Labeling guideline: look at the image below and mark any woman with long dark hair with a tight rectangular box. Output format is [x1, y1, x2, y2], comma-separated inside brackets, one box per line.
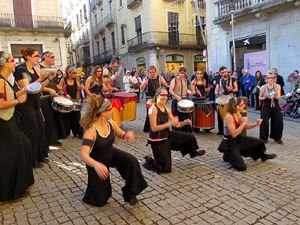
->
[253, 70, 265, 110]
[218, 97, 276, 171]
[0, 51, 34, 201]
[14, 48, 49, 168]
[191, 70, 209, 98]
[80, 94, 147, 206]
[143, 87, 206, 173]
[58, 66, 83, 138]
[85, 65, 109, 97]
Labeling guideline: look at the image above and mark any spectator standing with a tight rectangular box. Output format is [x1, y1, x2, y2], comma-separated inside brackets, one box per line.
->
[272, 68, 285, 96]
[242, 69, 255, 107]
[253, 70, 266, 110]
[287, 70, 300, 92]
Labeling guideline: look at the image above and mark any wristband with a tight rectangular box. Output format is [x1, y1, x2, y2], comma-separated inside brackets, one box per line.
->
[121, 132, 126, 139]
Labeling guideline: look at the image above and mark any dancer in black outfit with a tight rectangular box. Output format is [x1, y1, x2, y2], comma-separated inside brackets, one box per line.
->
[0, 51, 34, 202]
[218, 97, 276, 171]
[259, 71, 283, 144]
[58, 66, 83, 138]
[80, 94, 147, 206]
[84, 65, 109, 97]
[14, 48, 49, 168]
[143, 87, 206, 174]
[37, 51, 67, 146]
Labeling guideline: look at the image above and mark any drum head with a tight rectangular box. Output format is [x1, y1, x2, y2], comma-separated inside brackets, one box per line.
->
[215, 95, 232, 105]
[26, 82, 41, 94]
[178, 99, 194, 108]
[53, 96, 73, 106]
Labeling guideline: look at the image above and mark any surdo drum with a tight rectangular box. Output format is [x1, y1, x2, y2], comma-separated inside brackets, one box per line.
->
[177, 99, 194, 113]
[193, 101, 215, 129]
[51, 96, 74, 113]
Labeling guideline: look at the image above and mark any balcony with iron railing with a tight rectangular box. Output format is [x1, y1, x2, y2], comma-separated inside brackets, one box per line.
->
[90, 0, 96, 10]
[214, 0, 297, 24]
[79, 32, 89, 43]
[191, 0, 206, 8]
[127, 0, 142, 9]
[0, 13, 70, 34]
[93, 49, 115, 65]
[127, 31, 205, 53]
[92, 23, 105, 36]
[104, 13, 114, 27]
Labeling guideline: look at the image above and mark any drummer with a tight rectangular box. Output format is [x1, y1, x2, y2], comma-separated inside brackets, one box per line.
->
[58, 66, 83, 139]
[36, 51, 67, 147]
[215, 66, 238, 135]
[143, 87, 206, 174]
[191, 70, 210, 99]
[140, 65, 167, 132]
[169, 67, 192, 132]
[103, 58, 120, 98]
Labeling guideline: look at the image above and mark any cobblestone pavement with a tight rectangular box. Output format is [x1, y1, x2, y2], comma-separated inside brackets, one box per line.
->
[1, 99, 299, 225]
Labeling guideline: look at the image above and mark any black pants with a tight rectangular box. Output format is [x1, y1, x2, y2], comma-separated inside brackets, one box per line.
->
[83, 148, 148, 206]
[260, 106, 283, 141]
[220, 135, 266, 171]
[217, 108, 224, 134]
[144, 131, 199, 173]
[63, 111, 83, 137]
[171, 99, 192, 133]
[254, 93, 260, 110]
[143, 104, 150, 132]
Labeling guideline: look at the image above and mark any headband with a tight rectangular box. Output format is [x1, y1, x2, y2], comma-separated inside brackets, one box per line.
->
[98, 98, 111, 114]
[68, 66, 76, 73]
[41, 51, 54, 61]
[0, 52, 10, 67]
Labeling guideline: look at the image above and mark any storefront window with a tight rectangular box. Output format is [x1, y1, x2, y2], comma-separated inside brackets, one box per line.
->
[165, 54, 184, 75]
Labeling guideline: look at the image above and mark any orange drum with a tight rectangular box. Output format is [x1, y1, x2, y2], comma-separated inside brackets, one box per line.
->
[112, 92, 138, 121]
[193, 101, 215, 129]
[109, 99, 122, 126]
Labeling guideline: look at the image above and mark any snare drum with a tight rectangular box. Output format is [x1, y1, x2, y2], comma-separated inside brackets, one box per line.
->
[193, 101, 215, 129]
[177, 99, 194, 113]
[73, 101, 83, 111]
[52, 96, 74, 113]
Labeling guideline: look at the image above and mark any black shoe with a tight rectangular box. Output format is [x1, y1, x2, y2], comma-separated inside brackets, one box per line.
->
[191, 150, 206, 158]
[53, 141, 62, 146]
[223, 154, 228, 162]
[261, 153, 277, 162]
[129, 196, 138, 206]
[33, 162, 43, 168]
[276, 140, 283, 144]
[217, 131, 223, 135]
[41, 158, 49, 163]
[21, 191, 29, 198]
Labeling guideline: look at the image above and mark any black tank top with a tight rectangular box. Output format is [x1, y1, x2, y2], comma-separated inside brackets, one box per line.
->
[149, 105, 169, 142]
[195, 83, 205, 97]
[146, 76, 160, 97]
[89, 121, 115, 167]
[89, 80, 104, 97]
[65, 78, 77, 99]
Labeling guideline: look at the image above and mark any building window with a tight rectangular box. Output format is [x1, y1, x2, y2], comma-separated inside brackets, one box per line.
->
[135, 16, 142, 45]
[97, 41, 100, 55]
[76, 14, 79, 28]
[168, 12, 179, 45]
[80, 9, 83, 25]
[94, 14, 97, 27]
[120, 0, 122, 7]
[102, 38, 106, 53]
[121, 26, 125, 45]
[83, 4, 87, 21]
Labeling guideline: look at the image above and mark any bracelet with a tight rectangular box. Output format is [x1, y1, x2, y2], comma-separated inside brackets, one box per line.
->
[121, 132, 126, 139]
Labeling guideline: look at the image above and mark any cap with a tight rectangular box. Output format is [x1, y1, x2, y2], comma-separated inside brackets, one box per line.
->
[126, 70, 130, 73]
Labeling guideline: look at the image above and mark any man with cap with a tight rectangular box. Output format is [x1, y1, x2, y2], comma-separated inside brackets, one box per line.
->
[123, 70, 137, 92]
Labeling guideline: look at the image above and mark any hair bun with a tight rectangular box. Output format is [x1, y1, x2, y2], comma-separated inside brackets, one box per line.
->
[20, 49, 27, 56]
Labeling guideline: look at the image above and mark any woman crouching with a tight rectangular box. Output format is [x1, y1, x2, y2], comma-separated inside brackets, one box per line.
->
[143, 87, 206, 174]
[80, 94, 147, 206]
[218, 97, 276, 171]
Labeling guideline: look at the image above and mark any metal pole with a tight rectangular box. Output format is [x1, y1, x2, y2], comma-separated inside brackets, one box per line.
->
[231, 9, 237, 71]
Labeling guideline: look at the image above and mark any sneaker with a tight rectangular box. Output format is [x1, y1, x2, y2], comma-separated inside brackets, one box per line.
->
[276, 140, 283, 144]
[129, 196, 138, 206]
[191, 150, 206, 158]
[261, 153, 277, 162]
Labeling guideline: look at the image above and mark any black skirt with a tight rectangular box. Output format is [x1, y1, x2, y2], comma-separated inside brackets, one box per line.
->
[0, 115, 34, 202]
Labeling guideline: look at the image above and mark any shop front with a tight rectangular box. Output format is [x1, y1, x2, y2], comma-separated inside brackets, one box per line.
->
[137, 57, 146, 74]
[165, 54, 184, 75]
[193, 55, 206, 73]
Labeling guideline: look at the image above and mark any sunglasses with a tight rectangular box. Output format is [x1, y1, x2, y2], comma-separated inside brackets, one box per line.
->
[239, 103, 245, 107]
[71, 72, 77, 75]
[159, 94, 168, 97]
[97, 70, 102, 73]
[197, 72, 202, 75]
[9, 59, 15, 63]
[180, 71, 186, 74]
[149, 71, 156, 74]
[220, 71, 227, 75]
[49, 56, 55, 59]
[33, 55, 40, 59]
[267, 77, 275, 80]
[106, 107, 112, 112]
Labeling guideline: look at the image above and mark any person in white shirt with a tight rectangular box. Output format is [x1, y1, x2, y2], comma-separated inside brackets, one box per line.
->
[123, 70, 137, 92]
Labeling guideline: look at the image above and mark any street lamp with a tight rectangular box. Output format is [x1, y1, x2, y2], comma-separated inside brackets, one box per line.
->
[230, 0, 237, 71]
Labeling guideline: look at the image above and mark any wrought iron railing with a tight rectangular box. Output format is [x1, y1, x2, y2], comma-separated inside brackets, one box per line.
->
[104, 13, 114, 27]
[128, 31, 204, 51]
[127, 0, 142, 9]
[0, 13, 65, 29]
[92, 23, 105, 36]
[93, 49, 115, 64]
